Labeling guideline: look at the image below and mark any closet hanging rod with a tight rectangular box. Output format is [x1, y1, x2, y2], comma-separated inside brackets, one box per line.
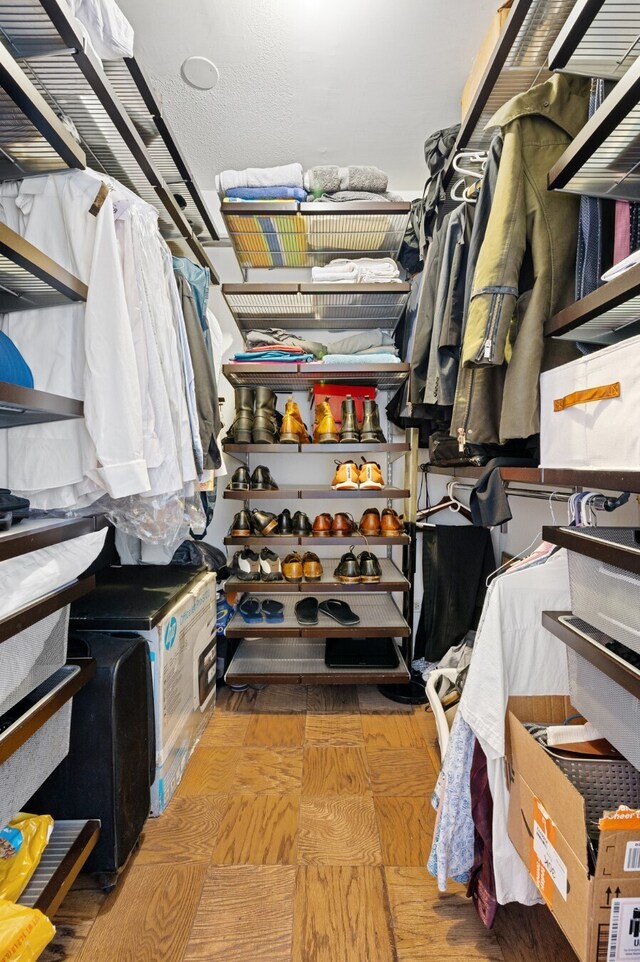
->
[447, 480, 629, 508]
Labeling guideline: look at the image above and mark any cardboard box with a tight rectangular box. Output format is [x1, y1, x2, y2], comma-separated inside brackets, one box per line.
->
[461, 2, 513, 121]
[506, 695, 640, 962]
[143, 570, 217, 814]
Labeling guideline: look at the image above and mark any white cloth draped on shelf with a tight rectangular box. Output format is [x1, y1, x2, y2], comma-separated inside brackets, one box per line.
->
[429, 548, 571, 907]
[311, 257, 401, 283]
[63, 0, 134, 60]
[216, 163, 303, 193]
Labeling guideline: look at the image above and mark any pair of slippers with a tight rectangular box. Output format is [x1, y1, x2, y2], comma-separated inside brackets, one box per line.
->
[238, 598, 284, 624]
[295, 598, 360, 627]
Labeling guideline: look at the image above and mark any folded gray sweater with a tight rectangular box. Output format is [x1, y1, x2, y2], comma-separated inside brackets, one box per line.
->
[304, 165, 389, 196]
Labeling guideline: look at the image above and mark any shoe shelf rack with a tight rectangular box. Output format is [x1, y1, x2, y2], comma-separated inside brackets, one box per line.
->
[221, 201, 411, 274]
[0, 222, 88, 313]
[222, 362, 410, 392]
[226, 637, 409, 686]
[226, 593, 410, 639]
[224, 441, 410, 459]
[1, 664, 100, 917]
[548, 47, 640, 200]
[224, 486, 410, 501]
[226, 557, 410, 595]
[225, 533, 411, 547]
[222, 283, 411, 332]
[0, 0, 220, 277]
[442, 0, 576, 189]
[548, 0, 640, 81]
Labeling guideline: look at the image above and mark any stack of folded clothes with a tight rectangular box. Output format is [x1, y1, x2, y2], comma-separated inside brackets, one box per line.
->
[231, 345, 314, 363]
[217, 163, 306, 202]
[311, 257, 402, 283]
[303, 165, 401, 203]
[231, 329, 326, 364]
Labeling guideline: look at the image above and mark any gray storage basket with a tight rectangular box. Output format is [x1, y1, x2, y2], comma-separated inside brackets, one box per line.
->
[0, 667, 74, 830]
[567, 647, 640, 771]
[567, 529, 640, 655]
[0, 605, 69, 716]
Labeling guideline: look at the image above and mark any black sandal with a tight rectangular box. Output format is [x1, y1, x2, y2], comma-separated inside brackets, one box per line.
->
[318, 599, 360, 626]
[295, 597, 319, 626]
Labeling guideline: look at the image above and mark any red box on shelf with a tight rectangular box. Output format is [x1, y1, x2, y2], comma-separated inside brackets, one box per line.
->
[312, 384, 376, 426]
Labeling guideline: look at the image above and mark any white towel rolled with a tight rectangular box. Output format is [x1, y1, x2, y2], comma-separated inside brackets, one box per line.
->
[218, 163, 303, 193]
[311, 256, 400, 284]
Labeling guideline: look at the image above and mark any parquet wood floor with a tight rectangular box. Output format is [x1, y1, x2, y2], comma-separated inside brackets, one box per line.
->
[44, 688, 578, 962]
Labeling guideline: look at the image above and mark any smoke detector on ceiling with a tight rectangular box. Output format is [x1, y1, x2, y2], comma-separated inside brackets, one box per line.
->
[180, 56, 220, 90]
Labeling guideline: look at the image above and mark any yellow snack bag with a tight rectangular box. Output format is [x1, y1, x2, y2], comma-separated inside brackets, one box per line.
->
[0, 899, 54, 961]
[0, 815, 54, 903]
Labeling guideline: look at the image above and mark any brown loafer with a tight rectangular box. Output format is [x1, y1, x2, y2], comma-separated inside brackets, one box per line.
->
[381, 507, 404, 536]
[331, 512, 356, 536]
[302, 551, 323, 582]
[359, 507, 381, 536]
[282, 552, 303, 583]
[312, 512, 333, 537]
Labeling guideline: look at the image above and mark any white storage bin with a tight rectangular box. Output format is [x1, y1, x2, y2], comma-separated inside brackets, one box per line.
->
[567, 647, 640, 771]
[0, 667, 74, 829]
[0, 606, 69, 716]
[566, 528, 640, 655]
[540, 332, 640, 470]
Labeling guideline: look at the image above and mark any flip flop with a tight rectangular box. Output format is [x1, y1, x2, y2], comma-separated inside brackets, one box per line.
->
[238, 597, 262, 624]
[261, 600, 284, 623]
[295, 597, 319, 626]
[318, 599, 360, 627]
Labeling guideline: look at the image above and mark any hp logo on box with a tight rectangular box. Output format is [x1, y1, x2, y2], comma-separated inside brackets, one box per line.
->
[164, 616, 178, 650]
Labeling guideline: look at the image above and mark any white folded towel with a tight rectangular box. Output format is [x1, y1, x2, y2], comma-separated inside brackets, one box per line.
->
[602, 247, 640, 282]
[217, 163, 303, 194]
[311, 256, 400, 284]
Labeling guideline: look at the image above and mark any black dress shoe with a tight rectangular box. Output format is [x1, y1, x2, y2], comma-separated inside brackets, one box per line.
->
[278, 508, 293, 535]
[229, 508, 252, 536]
[358, 550, 382, 583]
[334, 548, 360, 584]
[228, 465, 250, 491]
[292, 510, 312, 536]
[251, 509, 279, 536]
[251, 465, 279, 490]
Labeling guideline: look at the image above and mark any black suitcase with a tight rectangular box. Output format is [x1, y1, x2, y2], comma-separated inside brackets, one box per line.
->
[28, 631, 155, 885]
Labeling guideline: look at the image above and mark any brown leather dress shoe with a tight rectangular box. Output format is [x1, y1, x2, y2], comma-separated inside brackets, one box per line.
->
[312, 513, 333, 536]
[282, 552, 303, 583]
[302, 552, 323, 582]
[359, 507, 381, 536]
[381, 507, 404, 536]
[331, 512, 356, 536]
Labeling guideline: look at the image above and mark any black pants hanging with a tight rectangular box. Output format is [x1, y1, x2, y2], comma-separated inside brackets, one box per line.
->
[415, 524, 495, 662]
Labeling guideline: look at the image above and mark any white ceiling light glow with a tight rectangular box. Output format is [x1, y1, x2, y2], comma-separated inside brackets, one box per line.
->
[180, 56, 220, 90]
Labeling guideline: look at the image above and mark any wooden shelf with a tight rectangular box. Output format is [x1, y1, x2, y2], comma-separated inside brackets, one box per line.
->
[548, 51, 640, 200]
[223, 362, 409, 392]
[226, 558, 409, 595]
[225, 593, 410, 639]
[0, 660, 95, 766]
[548, 0, 640, 81]
[222, 283, 411, 332]
[427, 464, 640, 492]
[19, 819, 100, 918]
[543, 611, 640, 700]
[0, 516, 106, 563]
[0, 382, 83, 427]
[0, 40, 85, 178]
[226, 637, 410, 686]
[542, 525, 640, 575]
[221, 201, 411, 272]
[0, 0, 218, 277]
[224, 442, 409, 457]
[545, 261, 640, 343]
[0, 222, 87, 313]
[0, 576, 95, 645]
[224, 486, 409, 501]
[442, 0, 574, 187]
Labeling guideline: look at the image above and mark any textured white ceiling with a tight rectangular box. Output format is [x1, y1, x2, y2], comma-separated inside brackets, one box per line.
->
[118, 0, 498, 192]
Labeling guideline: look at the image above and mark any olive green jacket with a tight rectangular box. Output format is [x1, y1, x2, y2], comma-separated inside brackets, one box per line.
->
[452, 73, 590, 444]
